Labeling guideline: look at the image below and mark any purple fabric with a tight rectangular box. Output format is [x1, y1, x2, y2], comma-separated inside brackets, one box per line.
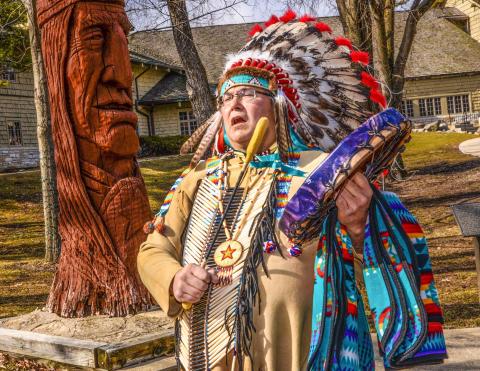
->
[279, 108, 408, 240]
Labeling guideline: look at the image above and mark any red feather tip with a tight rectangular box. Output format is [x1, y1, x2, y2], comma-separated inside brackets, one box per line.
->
[299, 14, 316, 22]
[315, 22, 332, 33]
[265, 15, 280, 27]
[360, 71, 379, 89]
[335, 37, 353, 50]
[350, 51, 370, 65]
[280, 9, 297, 23]
[248, 24, 263, 37]
[370, 88, 387, 108]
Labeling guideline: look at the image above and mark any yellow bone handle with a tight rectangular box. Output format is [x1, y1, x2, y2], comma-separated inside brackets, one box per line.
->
[244, 116, 269, 166]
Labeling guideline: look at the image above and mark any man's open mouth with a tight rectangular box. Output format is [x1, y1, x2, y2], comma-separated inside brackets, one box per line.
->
[232, 117, 247, 125]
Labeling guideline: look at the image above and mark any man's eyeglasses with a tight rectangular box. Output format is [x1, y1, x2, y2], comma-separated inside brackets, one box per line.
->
[217, 88, 273, 107]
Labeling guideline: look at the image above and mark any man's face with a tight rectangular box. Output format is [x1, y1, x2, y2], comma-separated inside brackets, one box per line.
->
[66, 3, 138, 157]
[220, 86, 276, 151]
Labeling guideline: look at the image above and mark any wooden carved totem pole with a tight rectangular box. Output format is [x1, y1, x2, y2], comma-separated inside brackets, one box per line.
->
[37, 0, 153, 317]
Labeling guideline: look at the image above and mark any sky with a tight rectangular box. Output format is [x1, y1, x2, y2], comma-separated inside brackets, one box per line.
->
[128, 1, 338, 32]
[214, 1, 338, 25]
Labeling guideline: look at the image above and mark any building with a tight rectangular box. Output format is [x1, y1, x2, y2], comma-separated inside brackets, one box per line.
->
[442, 0, 480, 42]
[1, 7, 480, 170]
[129, 9, 480, 133]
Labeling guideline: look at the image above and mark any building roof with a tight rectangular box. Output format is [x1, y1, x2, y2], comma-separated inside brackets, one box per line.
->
[129, 50, 180, 71]
[129, 10, 480, 83]
[439, 7, 469, 20]
[138, 71, 216, 105]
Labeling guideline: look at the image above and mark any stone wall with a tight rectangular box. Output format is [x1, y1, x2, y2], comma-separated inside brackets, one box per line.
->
[0, 147, 39, 171]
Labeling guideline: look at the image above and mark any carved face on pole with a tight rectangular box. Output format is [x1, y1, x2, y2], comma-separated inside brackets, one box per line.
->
[66, 2, 139, 157]
[37, 0, 152, 317]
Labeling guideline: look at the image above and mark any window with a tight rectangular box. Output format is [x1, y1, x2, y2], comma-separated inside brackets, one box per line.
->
[434, 97, 441, 115]
[179, 111, 198, 136]
[419, 97, 442, 117]
[401, 100, 414, 118]
[1, 68, 16, 82]
[7, 121, 22, 145]
[419, 99, 427, 117]
[447, 94, 470, 114]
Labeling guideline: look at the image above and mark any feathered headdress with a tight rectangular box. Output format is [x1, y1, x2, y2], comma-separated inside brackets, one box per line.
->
[181, 9, 387, 166]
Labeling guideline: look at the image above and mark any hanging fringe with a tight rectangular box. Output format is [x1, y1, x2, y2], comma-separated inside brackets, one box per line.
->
[274, 91, 294, 163]
[226, 177, 282, 370]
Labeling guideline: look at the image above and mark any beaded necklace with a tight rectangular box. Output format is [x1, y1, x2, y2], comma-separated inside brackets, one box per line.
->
[213, 156, 273, 285]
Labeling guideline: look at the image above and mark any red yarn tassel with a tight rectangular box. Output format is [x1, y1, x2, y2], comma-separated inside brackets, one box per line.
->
[299, 14, 316, 22]
[370, 88, 387, 108]
[216, 126, 226, 153]
[265, 15, 280, 27]
[257, 60, 267, 68]
[315, 22, 332, 33]
[335, 36, 353, 50]
[350, 51, 370, 65]
[248, 24, 263, 37]
[360, 71, 379, 89]
[155, 217, 165, 234]
[280, 9, 297, 22]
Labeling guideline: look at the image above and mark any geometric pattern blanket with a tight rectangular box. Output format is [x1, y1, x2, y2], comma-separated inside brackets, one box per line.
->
[309, 189, 447, 370]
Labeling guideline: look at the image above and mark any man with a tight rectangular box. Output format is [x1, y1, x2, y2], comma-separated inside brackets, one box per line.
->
[170, 87, 371, 307]
[137, 11, 378, 370]
[138, 11, 446, 370]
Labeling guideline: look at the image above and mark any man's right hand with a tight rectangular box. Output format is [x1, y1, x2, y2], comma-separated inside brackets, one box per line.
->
[171, 264, 219, 304]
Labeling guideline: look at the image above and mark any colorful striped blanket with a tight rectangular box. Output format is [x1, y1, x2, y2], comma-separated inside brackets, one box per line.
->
[309, 189, 447, 370]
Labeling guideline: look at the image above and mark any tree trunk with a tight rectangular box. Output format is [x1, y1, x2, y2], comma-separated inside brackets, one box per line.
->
[22, 0, 60, 262]
[166, 0, 216, 125]
[336, 0, 373, 57]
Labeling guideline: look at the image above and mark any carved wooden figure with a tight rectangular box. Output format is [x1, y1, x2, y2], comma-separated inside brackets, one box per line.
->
[37, 0, 152, 317]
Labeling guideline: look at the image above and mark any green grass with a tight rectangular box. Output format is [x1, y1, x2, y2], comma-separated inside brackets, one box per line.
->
[0, 134, 479, 330]
[0, 155, 190, 319]
[402, 132, 478, 169]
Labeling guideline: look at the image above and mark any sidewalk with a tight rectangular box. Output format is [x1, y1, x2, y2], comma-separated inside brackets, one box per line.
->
[124, 327, 480, 370]
[374, 327, 480, 370]
[459, 137, 480, 158]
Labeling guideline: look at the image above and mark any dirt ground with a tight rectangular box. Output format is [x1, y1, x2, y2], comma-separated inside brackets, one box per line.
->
[388, 158, 480, 328]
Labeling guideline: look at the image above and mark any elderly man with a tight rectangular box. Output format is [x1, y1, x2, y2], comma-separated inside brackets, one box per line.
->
[138, 12, 446, 371]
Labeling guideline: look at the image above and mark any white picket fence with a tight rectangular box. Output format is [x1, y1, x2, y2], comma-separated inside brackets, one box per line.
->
[411, 112, 480, 127]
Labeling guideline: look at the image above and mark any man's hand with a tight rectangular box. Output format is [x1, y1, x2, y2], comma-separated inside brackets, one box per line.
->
[335, 173, 373, 251]
[171, 264, 219, 304]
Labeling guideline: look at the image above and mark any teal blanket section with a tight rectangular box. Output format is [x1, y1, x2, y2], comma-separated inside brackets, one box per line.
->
[308, 190, 447, 370]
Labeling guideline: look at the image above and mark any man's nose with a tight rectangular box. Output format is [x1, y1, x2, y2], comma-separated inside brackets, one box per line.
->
[101, 24, 132, 91]
[228, 95, 245, 112]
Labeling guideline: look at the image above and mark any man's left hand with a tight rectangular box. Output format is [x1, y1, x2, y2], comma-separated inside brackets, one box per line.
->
[335, 173, 373, 251]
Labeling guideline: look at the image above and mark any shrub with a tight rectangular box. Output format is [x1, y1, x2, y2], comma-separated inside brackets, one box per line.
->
[138, 135, 189, 157]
